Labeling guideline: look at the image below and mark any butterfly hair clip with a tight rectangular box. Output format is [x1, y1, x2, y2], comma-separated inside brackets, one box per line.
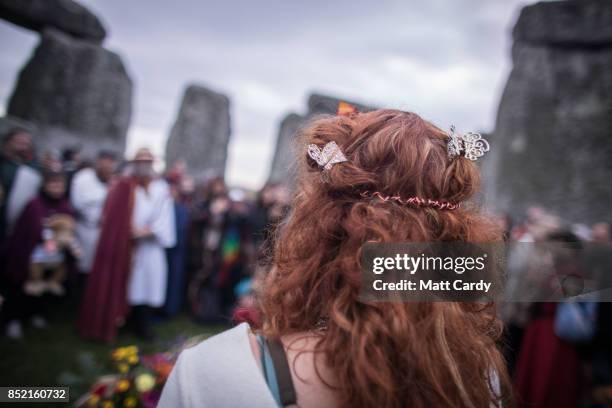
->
[307, 141, 348, 170]
[447, 125, 490, 161]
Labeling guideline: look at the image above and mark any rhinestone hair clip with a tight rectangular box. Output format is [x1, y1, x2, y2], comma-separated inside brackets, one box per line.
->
[360, 191, 460, 210]
[307, 141, 348, 170]
[447, 125, 490, 161]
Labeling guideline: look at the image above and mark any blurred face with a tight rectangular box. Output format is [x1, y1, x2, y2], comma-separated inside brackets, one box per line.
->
[261, 187, 276, 206]
[96, 157, 117, 182]
[180, 177, 195, 196]
[42, 151, 62, 172]
[592, 223, 610, 242]
[211, 179, 226, 195]
[5, 132, 32, 160]
[132, 161, 154, 178]
[526, 206, 545, 223]
[71, 151, 82, 164]
[44, 178, 66, 199]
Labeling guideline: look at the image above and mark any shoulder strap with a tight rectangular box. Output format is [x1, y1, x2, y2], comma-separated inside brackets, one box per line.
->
[267, 338, 297, 406]
[256, 334, 297, 406]
[256, 334, 280, 404]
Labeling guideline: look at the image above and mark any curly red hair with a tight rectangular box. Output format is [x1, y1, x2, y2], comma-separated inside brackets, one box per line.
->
[257, 109, 510, 408]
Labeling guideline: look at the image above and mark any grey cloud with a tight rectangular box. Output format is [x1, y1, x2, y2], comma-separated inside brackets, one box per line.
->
[1, 0, 531, 188]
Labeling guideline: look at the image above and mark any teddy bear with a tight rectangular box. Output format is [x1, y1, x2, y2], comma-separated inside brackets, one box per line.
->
[24, 214, 82, 297]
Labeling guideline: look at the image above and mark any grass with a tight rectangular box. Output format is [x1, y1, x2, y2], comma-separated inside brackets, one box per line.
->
[0, 300, 228, 406]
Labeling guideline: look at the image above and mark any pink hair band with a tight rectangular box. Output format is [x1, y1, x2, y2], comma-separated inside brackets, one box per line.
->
[360, 191, 460, 211]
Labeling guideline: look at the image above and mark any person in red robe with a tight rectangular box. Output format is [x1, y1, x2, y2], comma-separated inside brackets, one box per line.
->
[514, 302, 581, 408]
[78, 148, 175, 342]
[514, 231, 584, 408]
[76, 175, 135, 342]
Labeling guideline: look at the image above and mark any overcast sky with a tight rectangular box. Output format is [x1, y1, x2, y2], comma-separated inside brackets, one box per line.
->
[0, 0, 530, 189]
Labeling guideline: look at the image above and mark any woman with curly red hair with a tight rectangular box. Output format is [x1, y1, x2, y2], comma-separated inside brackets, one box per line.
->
[159, 109, 510, 408]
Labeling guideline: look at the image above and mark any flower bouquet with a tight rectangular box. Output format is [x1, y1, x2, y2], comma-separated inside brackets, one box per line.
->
[76, 336, 205, 408]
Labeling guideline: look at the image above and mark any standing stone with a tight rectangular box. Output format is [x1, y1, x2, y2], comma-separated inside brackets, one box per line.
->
[512, 0, 612, 46]
[6, 28, 132, 156]
[267, 93, 376, 185]
[0, 0, 106, 44]
[267, 113, 305, 185]
[166, 85, 231, 178]
[483, 0, 612, 223]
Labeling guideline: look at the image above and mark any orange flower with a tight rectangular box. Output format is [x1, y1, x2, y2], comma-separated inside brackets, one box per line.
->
[337, 101, 358, 116]
[116, 379, 130, 393]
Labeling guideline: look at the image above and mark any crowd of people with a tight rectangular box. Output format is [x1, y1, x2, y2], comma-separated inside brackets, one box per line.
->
[496, 208, 612, 407]
[1, 121, 611, 407]
[0, 127, 290, 342]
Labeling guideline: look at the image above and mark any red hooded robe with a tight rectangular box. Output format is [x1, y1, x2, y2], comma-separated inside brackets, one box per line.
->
[77, 178, 135, 342]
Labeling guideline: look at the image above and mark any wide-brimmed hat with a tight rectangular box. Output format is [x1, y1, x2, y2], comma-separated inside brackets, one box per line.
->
[131, 148, 155, 163]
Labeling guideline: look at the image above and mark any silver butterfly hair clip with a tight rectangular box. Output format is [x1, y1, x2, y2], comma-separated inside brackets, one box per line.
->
[307, 141, 348, 170]
[447, 125, 490, 161]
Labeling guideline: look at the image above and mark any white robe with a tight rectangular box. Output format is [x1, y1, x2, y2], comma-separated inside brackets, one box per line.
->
[128, 178, 176, 307]
[70, 168, 108, 273]
[6, 164, 41, 234]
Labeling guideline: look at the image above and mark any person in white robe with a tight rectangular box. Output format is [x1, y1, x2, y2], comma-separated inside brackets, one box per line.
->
[0, 128, 40, 240]
[70, 151, 117, 274]
[127, 148, 176, 340]
[5, 165, 41, 233]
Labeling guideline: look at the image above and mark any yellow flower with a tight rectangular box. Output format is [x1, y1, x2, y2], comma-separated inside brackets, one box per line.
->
[88, 395, 100, 406]
[101, 401, 114, 408]
[113, 346, 138, 361]
[127, 355, 139, 365]
[123, 397, 137, 408]
[112, 349, 125, 361]
[118, 363, 129, 373]
[116, 379, 130, 392]
[135, 373, 156, 392]
[125, 346, 138, 355]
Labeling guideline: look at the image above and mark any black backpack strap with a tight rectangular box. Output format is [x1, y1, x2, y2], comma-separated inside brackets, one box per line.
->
[267, 338, 297, 406]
